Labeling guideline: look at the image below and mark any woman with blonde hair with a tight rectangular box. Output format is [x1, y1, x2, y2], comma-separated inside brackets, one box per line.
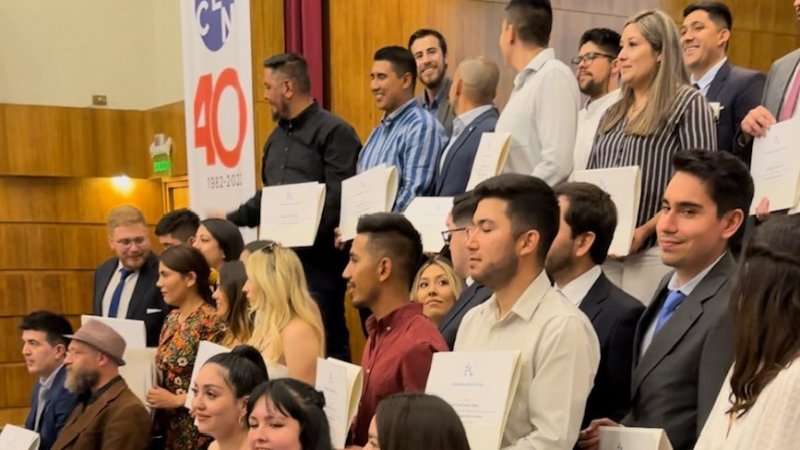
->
[586, 9, 716, 303]
[411, 257, 464, 327]
[243, 241, 325, 385]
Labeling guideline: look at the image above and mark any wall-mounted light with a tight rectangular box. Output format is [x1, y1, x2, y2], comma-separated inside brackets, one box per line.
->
[111, 175, 133, 193]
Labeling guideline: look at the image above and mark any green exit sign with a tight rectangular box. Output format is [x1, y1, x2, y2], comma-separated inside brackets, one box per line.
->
[153, 159, 171, 174]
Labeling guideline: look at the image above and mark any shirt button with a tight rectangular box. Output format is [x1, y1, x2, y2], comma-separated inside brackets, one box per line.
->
[284, 147, 288, 152]
[366, 369, 371, 374]
[281, 165, 285, 169]
[386, 326, 391, 331]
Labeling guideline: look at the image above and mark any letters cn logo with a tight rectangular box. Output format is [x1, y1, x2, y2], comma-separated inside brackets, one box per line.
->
[196, 0, 235, 52]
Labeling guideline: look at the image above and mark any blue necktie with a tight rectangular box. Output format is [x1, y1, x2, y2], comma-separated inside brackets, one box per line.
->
[654, 290, 686, 333]
[108, 268, 132, 318]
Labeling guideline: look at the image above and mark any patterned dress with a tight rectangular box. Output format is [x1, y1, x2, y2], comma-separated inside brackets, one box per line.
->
[155, 303, 226, 450]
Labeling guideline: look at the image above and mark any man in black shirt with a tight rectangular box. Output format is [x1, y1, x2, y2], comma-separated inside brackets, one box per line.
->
[226, 53, 361, 361]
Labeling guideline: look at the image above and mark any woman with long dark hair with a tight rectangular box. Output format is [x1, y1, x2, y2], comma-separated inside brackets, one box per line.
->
[695, 215, 800, 449]
[214, 261, 252, 347]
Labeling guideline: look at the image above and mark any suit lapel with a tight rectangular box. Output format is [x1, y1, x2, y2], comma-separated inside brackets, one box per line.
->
[126, 254, 157, 319]
[578, 273, 611, 323]
[94, 260, 116, 314]
[439, 283, 479, 331]
[705, 61, 730, 102]
[55, 381, 125, 449]
[439, 110, 496, 181]
[769, 51, 800, 116]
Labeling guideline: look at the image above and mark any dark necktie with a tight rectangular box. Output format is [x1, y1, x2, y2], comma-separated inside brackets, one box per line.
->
[108, 268, 132, 318]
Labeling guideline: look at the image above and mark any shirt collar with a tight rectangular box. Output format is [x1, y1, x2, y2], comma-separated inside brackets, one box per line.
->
[667, 252, 727, 295]
[489, 270, 552, 322]
[585, 89, 621, 113]
[555, 265, 603, 307]
[381, 98, 418, 127]
[278, 101, 319, 130]
[691, 57, 727, 91]
[513, 48, 556, 90]
[39, 363, 65, 388]
[452, 105, 493, 137]
[81, 375, 123, 406]
[366, 302, 422, 336]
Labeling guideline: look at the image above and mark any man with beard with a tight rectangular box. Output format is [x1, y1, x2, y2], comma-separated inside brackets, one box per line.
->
[51, 319, 150, 450]
[455, 174, 600, 449]
[409, 29, 456, 135]
[226, 53, 361, 362]
[93, 205, 167, 347]
[570, 28, 621, 173]
[545, 182, 643, 427]
[343, 213, 448, 446]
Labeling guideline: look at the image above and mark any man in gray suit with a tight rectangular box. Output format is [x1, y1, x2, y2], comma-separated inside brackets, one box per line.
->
[432, 57, 499, 196]
[681, 1, 765, 156]
[546, 182, 644, 428]
[578, 150, 754, 450]
[409, 29, 455, 135]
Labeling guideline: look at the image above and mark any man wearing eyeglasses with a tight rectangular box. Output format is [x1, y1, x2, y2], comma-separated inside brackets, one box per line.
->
[571, 28, 621, 174]
[92, 205, 167, 347]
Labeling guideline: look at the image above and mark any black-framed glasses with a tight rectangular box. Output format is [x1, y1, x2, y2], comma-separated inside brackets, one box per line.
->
[441, 227, 467, 245]
[570, 52, 615, 66]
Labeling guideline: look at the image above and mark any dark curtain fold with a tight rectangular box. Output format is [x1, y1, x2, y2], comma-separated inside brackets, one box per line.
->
[284, 0, 324, 104]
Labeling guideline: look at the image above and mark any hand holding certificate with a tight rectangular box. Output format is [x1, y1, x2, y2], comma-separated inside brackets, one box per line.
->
[259, 182, 326, 247]
[425, 351, 521, 450]
[750, 116, 800, 213]
[466, 132, 511, 190]
[599, 426, 673, 450]
[339, 165, 399, 241]
[120, 348, 157, 411]
[0, 424, 40, 450]
[572, 166, 641, 257]
[315, 358, 363, 448]
[403, 196, 454, 253]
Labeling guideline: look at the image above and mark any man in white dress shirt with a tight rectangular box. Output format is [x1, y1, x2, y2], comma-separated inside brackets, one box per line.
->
[455, 173, 600, 449]
[570, 28, 621, 174]
[496, 0, 580, 186]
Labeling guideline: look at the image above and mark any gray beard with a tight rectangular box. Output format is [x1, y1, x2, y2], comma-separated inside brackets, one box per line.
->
[65, 368, 99, 395]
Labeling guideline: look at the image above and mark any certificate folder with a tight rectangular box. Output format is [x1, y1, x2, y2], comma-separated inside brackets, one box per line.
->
[466, 132, 511, 190]
[599, 426, 673, 450]
[259, 182, 326, 247]
[340, 164, 399, 241]
[572, 166, 641, 257]
[425, 351, 521, 450]
[750, 116, 800, 213]
[403, 196, 454, 253]
[0, 424, 40, 450]
[315, 357, 364, 448]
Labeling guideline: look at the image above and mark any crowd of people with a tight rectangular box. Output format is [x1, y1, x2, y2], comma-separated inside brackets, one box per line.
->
[15, 0, 800, 449]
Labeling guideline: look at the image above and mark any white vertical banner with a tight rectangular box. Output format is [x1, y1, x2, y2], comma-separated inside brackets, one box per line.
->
[180, 0, 257, 240]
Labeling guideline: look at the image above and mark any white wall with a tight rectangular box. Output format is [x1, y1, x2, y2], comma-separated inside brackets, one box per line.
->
[0, 0, 183, 109]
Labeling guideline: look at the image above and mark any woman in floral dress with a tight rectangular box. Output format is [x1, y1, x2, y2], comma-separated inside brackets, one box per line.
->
[146, 244, 227, 450]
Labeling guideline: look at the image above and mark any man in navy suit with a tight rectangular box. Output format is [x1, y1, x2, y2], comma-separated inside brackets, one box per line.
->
[432, 57, 499, 196]
[93, 206, 167, 347]
[680, 1, 765, 156]
[20, 311, 78, 450]
[546, 182, 644, 428]
[437, 192, 493, 349]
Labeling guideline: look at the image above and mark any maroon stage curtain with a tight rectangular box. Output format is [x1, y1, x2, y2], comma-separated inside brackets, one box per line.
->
[284, 0, 324, 104]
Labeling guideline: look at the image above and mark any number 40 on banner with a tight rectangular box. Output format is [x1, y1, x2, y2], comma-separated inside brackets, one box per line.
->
[194, 67, 247, 168]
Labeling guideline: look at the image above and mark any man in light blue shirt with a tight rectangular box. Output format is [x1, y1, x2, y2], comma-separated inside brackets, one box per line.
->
[357, 46, 446, 212]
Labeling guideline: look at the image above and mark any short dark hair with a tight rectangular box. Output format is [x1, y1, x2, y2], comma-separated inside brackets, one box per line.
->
[451, 191, 479, 227]
[201, 218, 245, 264]
[407, 29, 448, 56]
[159, 244, 214, 305]
[474, 174, 559, 261]
[374, 46, 417, 87]
[20, 311, 73, 347]
[357, 213, 423, 289]
[554, 182, 618, 265]
[672, 150, 753, 249]
[247, 379, 331, 450]
[579, 28, 622, 57]
[263, 53, 312, 94]
[155, 208, 200, 242]
[505, 0, 553, 47]
[205, 345, 268, 399]
[683, 1, 732, 29]
[375, 393, 470, 450]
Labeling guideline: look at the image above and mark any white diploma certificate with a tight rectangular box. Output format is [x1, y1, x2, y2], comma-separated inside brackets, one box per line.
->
[340, 164, 399, 241]
[80, 315, 147, 349]
[572, 166, 641, 257]
[315, 358, 364, 448]
[119, 348, 157, 411]
[599, 426, 673, 450]
[466, 132, 511, 190]
[425, 351, 521, 450]
[183, 341, 230, 409]
[403, 196, 454, 253]
[750, 116, 800, 213]
[259, 182, 327, 247]
[0, 424, 40, 450]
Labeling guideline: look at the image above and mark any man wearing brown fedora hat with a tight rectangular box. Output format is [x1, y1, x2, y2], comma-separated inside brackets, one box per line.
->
[51, 319, 150, 450]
